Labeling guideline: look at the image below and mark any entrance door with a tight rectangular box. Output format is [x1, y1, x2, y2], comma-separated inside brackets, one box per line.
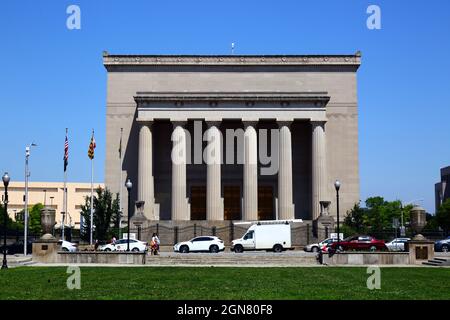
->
[224, 186, 241, 220]
[258, 186, 274, 220]
[190, 186, 206, 220]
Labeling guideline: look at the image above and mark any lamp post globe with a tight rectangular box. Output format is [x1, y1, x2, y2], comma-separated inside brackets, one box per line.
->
[2, 172, 11, 269]
[334, 180, 341, 192]
[334, 180, 341, 252]
[125, 179, 132, 251]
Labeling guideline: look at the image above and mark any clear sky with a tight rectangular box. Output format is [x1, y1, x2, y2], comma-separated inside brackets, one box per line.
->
[0, 0, 449, 213]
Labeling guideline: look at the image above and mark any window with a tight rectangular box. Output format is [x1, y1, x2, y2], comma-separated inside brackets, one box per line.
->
[244, 231, 254, 240]
[193, 237, 209, 242]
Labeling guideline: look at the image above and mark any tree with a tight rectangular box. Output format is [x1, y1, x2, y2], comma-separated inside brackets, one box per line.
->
[343, 197, 412, 233]
[80, 187, 120, 242]
[436, 198, 450, 234]
[28, 203, 43, 234]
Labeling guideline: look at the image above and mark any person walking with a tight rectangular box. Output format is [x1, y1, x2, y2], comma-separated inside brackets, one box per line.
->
[151, 233, 160, 255]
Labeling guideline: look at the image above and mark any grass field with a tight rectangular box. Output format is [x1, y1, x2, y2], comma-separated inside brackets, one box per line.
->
[0, 266, 449, 300]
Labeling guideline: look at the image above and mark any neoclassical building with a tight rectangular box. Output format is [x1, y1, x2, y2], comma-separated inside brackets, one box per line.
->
[103, 53, 361, 224]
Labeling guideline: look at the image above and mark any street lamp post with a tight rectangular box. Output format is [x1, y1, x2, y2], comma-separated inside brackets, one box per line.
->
[24, 143, 37, 256]
[2, 172, 11, 269]
[334, 180, 341, 252]
[125, 179, 132, 252]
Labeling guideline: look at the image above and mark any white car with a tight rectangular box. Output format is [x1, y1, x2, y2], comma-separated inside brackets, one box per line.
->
[100, 238, 148, 252]
[386, 238, 411, 252]
[58, 240, 78, 252]
[174, 236, 225, 253]
[304, 238, 337, 253]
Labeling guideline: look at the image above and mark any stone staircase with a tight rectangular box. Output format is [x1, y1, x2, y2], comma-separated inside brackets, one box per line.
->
[145, 253, 318, 266]
[5, 256, 35, 267]
[422, 257, 450, 267]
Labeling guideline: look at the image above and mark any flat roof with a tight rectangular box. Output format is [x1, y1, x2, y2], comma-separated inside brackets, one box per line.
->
[103, 51, 362, 69]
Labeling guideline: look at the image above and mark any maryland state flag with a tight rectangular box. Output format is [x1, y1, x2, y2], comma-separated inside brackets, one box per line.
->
[88, 131, 96, 160]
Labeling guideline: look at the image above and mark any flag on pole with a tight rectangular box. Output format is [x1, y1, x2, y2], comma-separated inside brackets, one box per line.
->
[118, 128, 123, 158]
[88, 131, 96, 160]
[64, 130, 69, 172]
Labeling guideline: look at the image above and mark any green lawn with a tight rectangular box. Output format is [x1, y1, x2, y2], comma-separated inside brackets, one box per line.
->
[0, 267, 449, 300]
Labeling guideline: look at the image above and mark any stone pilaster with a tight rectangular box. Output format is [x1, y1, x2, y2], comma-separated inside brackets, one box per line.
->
[278, 121, 295, 220]
[205, 121, 224, 220]
[243, 121, 258, 221]
[138, 122, 157, 220]
[311, 121, 328, 220]
[171, 121, 190, 220]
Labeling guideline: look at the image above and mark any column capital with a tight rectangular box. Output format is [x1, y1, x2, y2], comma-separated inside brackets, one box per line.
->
[277, 120, 293, 128]
[171, 120, 187, 128]
[311, 120, 327, 128]
[242, 120, 258, 129]
[139, 121, 154, 129]
[205, 120, 222, 129]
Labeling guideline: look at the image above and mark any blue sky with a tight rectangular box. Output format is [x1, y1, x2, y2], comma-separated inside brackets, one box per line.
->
[0, 0, 449, 213]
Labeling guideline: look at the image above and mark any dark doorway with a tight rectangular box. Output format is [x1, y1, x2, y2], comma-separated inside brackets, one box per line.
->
[190, 186, 206, 220]
[224, 186, 241, 220]
[258, 186, 274, 220]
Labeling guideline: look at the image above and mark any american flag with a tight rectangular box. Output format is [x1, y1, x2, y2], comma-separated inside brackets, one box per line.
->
[64, 130, 68, 172]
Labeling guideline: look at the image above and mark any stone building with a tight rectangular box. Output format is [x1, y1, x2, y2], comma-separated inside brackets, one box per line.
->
[103, 53, 361, 227]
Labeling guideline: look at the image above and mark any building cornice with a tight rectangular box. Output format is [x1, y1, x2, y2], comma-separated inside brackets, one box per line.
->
[103, 51, 361, 69]
[134, 91, 330, 105]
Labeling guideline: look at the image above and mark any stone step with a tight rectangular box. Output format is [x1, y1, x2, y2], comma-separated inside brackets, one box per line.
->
[433, 258, 448, 262]
[422, 261, 442, 266]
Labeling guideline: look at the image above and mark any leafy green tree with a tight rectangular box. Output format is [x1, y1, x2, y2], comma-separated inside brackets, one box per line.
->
[343, 202, 368, 233]
[343, 197, 412, 233]
[0, 203, 24, 231]
[80, 187, 120, 241]
[436, 198, 450, 234]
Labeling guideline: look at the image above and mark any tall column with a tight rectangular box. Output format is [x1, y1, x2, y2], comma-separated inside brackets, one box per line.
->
[138, 122, 156, 220]
[278, 121, 295, 220]
[311, 121, 328, 220]
[243, 121, 258, 221]
[171, 121, 190, 220]
[205, 122, 224, 220]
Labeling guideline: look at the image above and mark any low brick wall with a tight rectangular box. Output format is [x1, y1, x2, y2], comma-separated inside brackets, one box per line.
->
[57, 252, 146, 265]
[323, 252, 410, 265]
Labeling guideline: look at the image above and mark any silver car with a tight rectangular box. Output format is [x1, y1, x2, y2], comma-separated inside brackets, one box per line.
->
[385, 238, 411, 252]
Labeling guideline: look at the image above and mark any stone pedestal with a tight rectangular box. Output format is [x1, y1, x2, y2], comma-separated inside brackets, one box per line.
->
[406, 234, 435, 264]
[32, 239, 60, 263]
[314, 201, 334, 239]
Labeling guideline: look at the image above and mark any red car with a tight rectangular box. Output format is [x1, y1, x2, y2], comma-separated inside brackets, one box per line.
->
[330, 235, 386, 252]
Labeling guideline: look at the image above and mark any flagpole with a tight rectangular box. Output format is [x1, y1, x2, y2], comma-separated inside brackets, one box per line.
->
[119, 128, 123, 239]
[62, 128, 68, 241]
[90, 130, 94, 245]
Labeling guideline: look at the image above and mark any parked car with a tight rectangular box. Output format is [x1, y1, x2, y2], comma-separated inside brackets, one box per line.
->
[434, 236, 450, 253]
[174, 236, 225, 253]
[385, 238, 411, 252]
[58, 240, 78, 252]
[304, 238, 337, 253]
[1, 240, 33, 255]
[231, 223, 293, 253]
[99, 238, 148, 252]
[329, 235, 386, 252]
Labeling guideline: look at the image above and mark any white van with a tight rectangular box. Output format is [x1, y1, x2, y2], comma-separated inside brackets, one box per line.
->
[231, 222, 292, 253]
